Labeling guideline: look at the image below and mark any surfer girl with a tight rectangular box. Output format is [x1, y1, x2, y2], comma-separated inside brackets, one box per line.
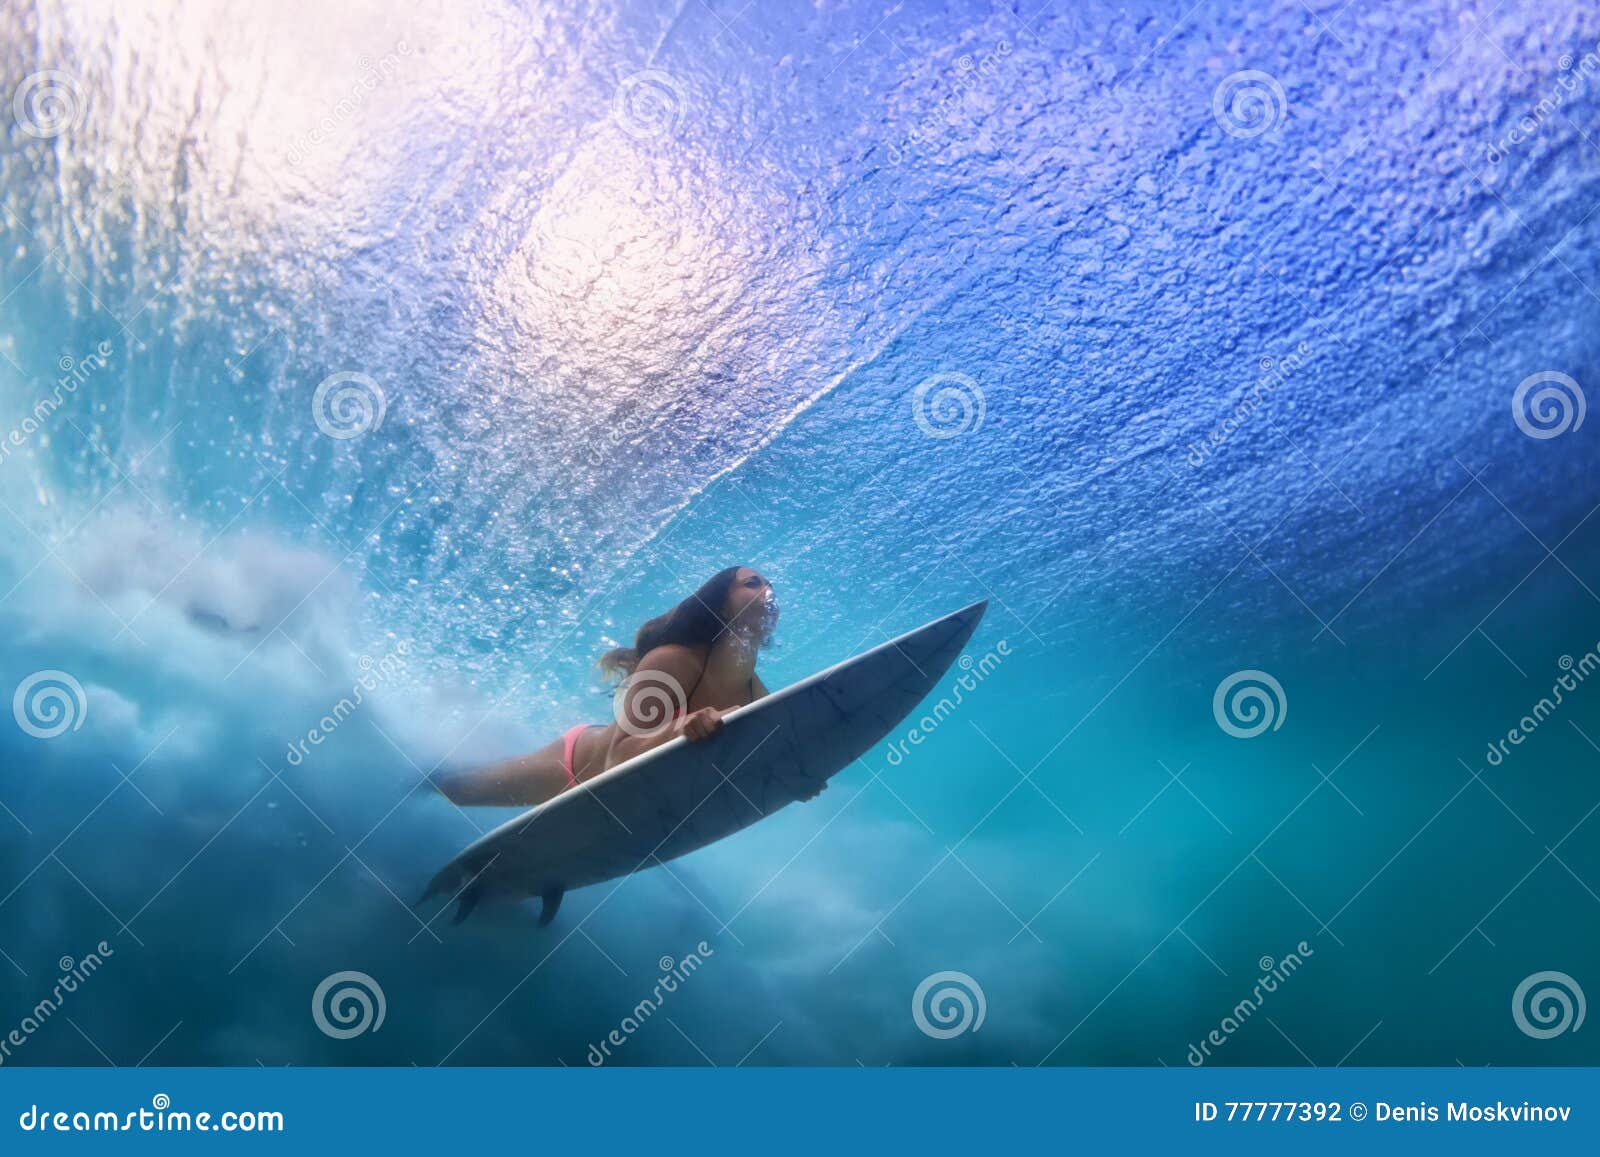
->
[436, 566, 791, 808]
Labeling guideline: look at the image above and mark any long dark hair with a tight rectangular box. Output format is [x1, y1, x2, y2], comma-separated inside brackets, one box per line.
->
[599, 567, 746, 677]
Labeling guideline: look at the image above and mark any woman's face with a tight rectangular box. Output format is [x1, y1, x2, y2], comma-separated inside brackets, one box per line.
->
[724, 567, 778, 638]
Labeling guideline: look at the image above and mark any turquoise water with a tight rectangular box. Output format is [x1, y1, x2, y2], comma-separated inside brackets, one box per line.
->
[1, 0, 1598, 1065]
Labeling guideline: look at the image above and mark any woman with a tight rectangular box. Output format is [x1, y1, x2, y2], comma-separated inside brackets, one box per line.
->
[437, 566, 783, 808]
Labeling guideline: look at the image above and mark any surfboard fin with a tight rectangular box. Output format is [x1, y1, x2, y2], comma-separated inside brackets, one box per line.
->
[446, 882, 479, 924]
[413, 863, 484, 926]
[538, 887, 564, 927]
[414, 871, 448, 912]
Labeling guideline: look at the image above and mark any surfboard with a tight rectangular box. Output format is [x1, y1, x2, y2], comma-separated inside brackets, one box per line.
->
[421, 600, 988, 926]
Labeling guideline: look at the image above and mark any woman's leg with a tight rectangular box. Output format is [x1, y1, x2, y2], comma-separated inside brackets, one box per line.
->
[434, 734, 572, 807]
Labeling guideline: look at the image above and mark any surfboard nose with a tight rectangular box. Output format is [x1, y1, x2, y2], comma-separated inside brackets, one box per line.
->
[891, 599, 988, 670]
[945, 599, 988, 648]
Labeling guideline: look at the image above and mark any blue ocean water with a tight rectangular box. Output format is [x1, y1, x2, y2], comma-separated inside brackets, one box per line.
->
[0, 0, 1597, 1066]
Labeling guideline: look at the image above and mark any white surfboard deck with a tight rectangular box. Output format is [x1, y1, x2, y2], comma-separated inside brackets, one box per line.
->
[423, 600, 987, 926]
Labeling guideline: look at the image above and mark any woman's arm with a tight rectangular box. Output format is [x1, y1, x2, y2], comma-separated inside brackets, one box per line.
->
[752, 672, 770, 700]
[604, 645, 712, 770]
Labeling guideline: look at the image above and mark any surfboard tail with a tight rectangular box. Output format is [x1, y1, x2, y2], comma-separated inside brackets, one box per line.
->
[417, 857, 563, 928]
